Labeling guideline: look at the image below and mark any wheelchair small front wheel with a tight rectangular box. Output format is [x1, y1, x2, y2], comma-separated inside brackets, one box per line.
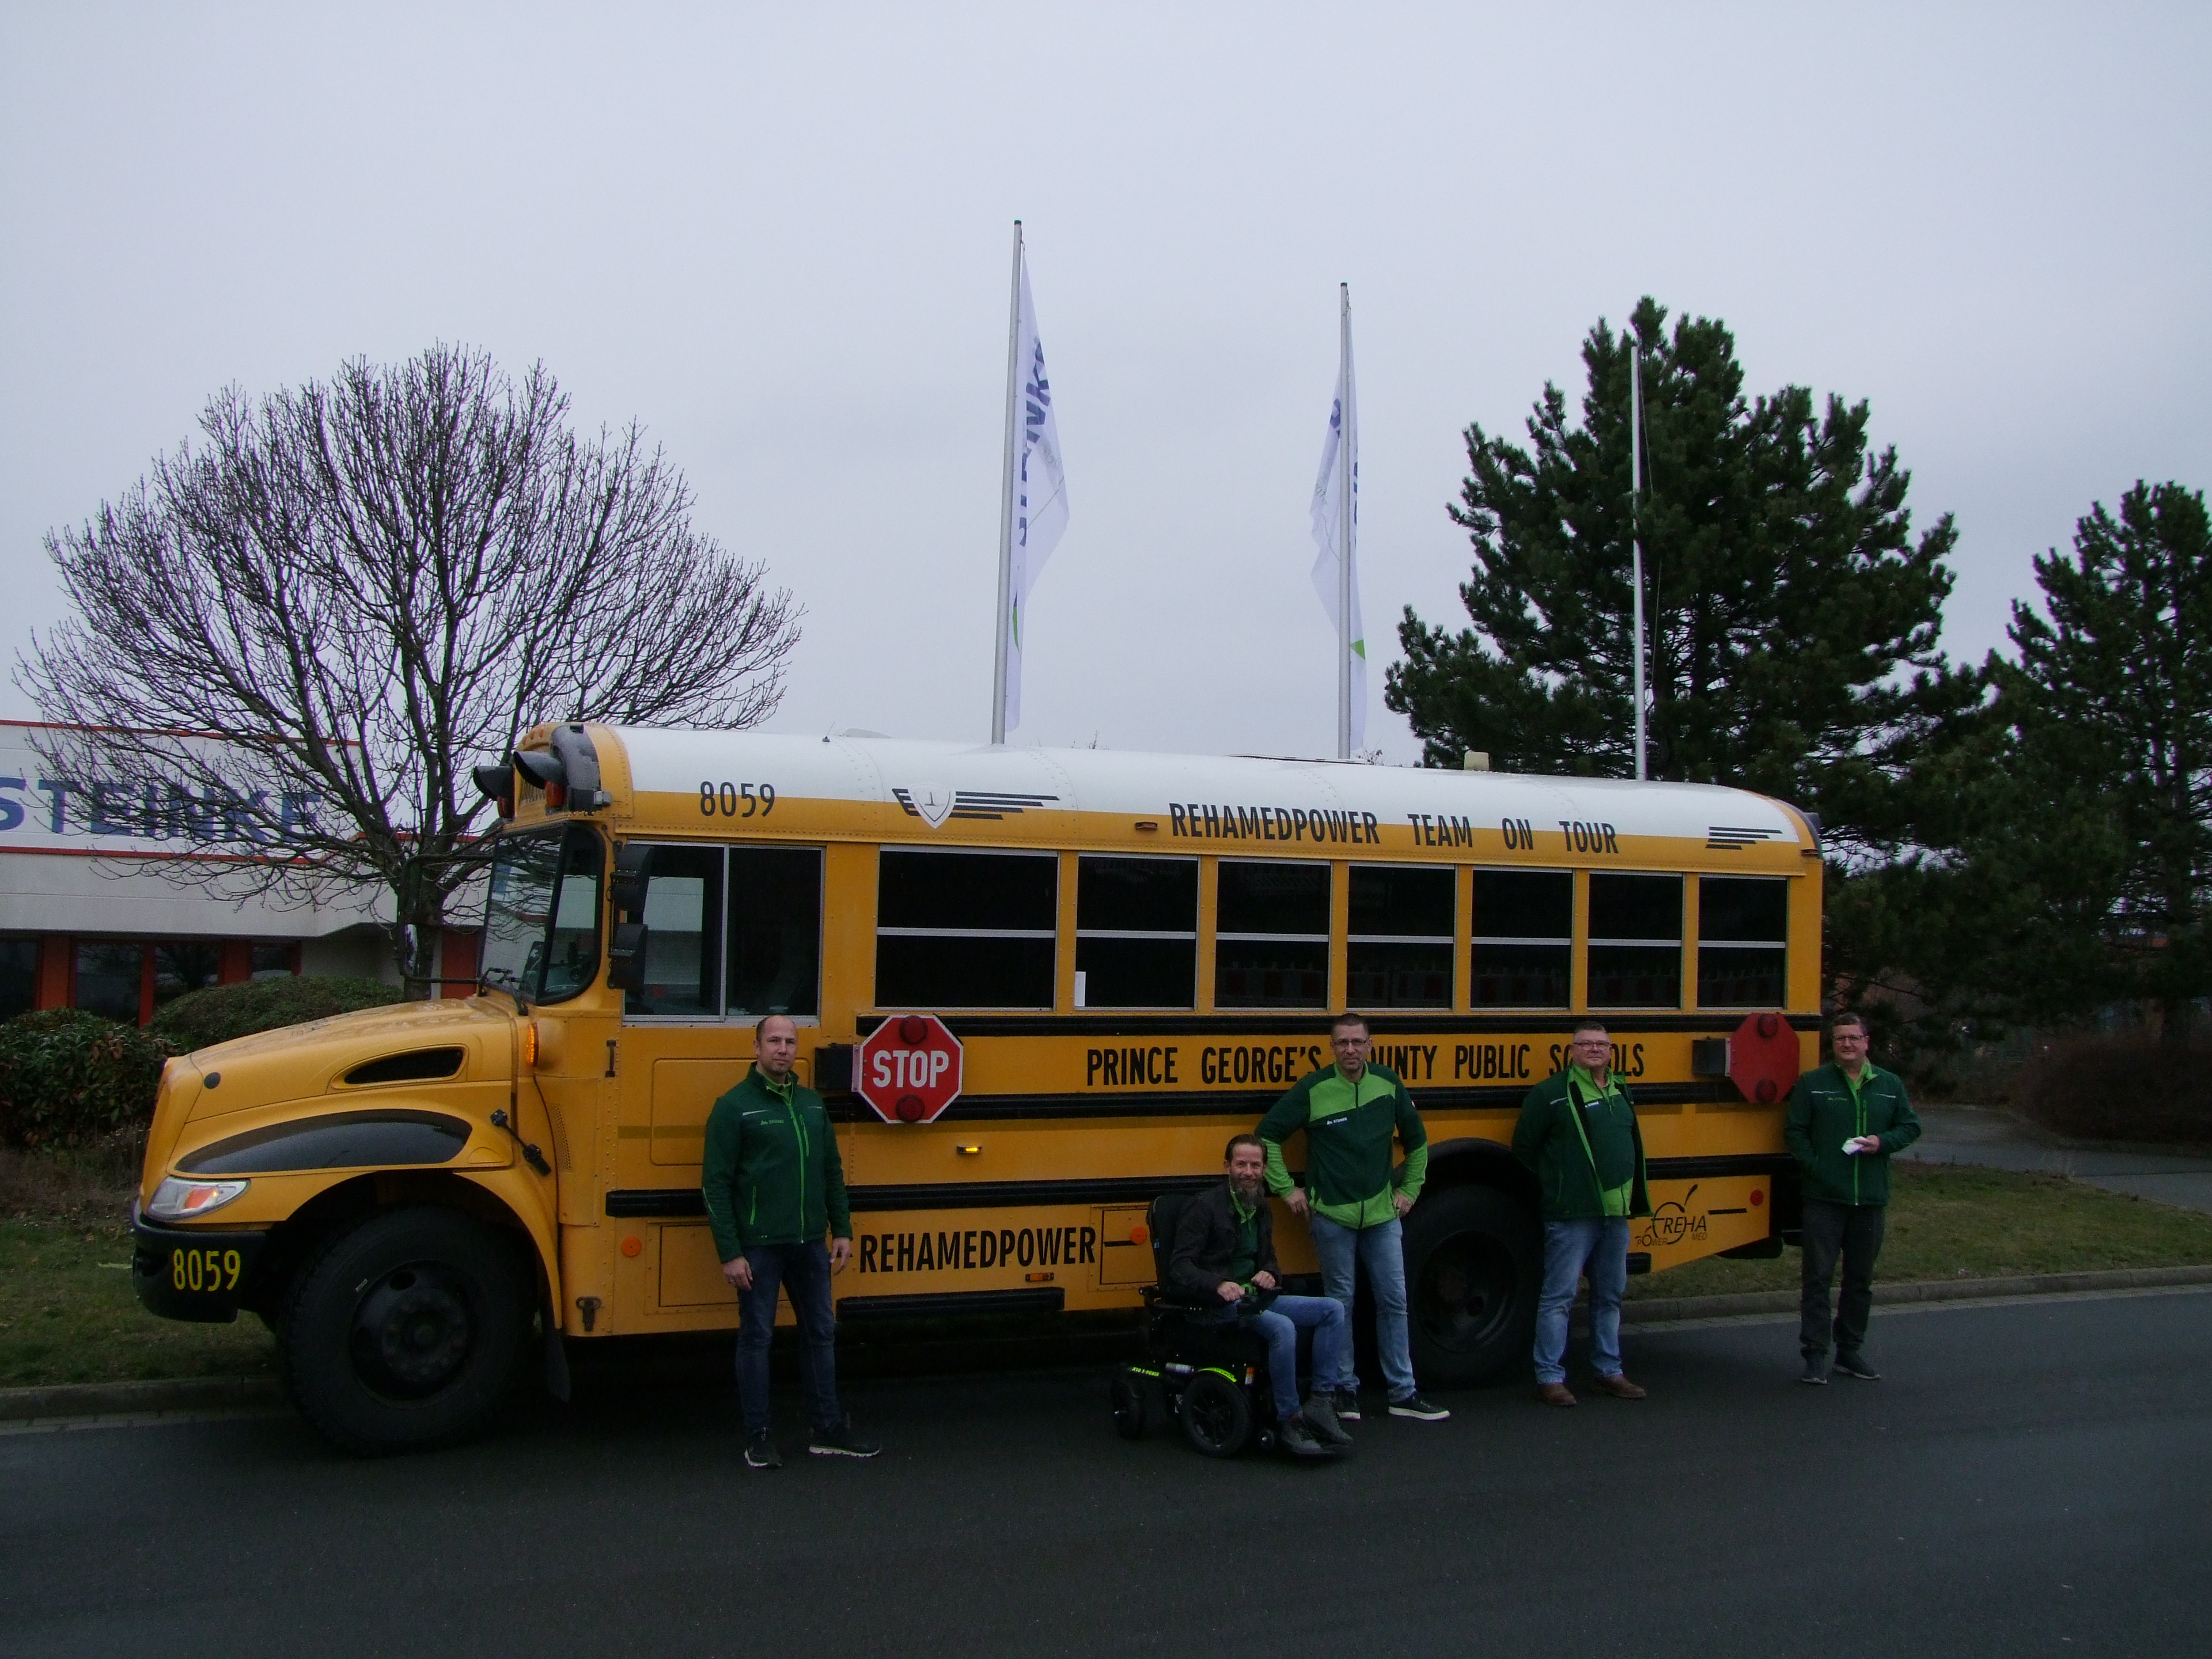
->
[1110, 1370, 1148, 1440]
[1180, 1372, 1251, 1458]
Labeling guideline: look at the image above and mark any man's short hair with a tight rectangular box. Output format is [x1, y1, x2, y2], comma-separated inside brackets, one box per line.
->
[755, 1012, 797, 1041]
[1571, 1018, 1610, 1039]
[1828, 1012, 1869, 1037]
[1330, 1012, 1370, 1037]
[1224, 1132, 1264, 1162]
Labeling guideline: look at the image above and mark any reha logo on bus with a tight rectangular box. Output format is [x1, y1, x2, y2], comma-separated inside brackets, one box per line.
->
[1637, 1185, 1707, 1249]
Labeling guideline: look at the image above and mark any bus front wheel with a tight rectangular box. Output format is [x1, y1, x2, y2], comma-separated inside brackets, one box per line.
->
[1402, 1184, 1540, 1388]
[283, 1206, 530, 1455]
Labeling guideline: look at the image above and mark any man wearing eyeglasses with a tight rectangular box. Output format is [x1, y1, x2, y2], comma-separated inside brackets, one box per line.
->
[1513, 1020, 1652, 1407]
[1259, 1011, 1449, 1423]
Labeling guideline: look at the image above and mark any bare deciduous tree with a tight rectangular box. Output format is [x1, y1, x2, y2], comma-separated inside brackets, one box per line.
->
[16, 344, 801, 993]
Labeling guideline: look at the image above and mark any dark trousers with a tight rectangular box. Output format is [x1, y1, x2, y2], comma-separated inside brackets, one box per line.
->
[1799, 1199, 1887, 1361]
[734, 1240, 841, 1437]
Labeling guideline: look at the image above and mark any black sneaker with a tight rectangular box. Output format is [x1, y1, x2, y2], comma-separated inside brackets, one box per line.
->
[1278, 1415, 1334, 1460]
[1835, 1354, 1881, 1381]
[1332, 1388, 1361, 1422]
[809, 1420, 881, 1459]
[744, 1433, 783, 1469]
[1800, 1357, 1831, 1386]
[1388, 1392, 1450, 1421]
[1301, 1397, 1353, 1447]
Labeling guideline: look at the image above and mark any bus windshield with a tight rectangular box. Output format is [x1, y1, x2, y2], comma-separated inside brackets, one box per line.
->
[480, 826, 603, 1004]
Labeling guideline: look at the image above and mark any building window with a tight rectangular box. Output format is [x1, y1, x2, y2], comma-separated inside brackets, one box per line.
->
[1347, 865, 1453, 1009]
[153, 942, 222, 1010]
[1215, 861, 1330, 1009]
[1698, 877, 1788, 1007]
[876, 849, 1056, 1009]
[1589, 873, 1683, 1009]
[73, 941, 142, 1022]
[728, 847, 822, 1018]
[0, 939, 35, 1021]
[249, 944, 298, 979]
[1471, 869, 1572, 1008]
[1075, 855, 1196, 1009]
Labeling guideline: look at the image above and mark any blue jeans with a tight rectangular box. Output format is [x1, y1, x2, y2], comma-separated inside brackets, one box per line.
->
[1533, 1218, 1630, 1385]
[1202, 1293, 1350, 1421]
[1308, 1213, 1415, 1399]
[734, 1240, 842, 1437]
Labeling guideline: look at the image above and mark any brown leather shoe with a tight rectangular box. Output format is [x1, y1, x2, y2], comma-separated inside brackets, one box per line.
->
[1536, 1382, 1578, 1407]
[1592, 1372, 1647, 1400]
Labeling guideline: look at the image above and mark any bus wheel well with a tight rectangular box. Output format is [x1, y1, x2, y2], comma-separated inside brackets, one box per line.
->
[245, 1171, 539, 1324]
[1418, 1137, 1536, 1207]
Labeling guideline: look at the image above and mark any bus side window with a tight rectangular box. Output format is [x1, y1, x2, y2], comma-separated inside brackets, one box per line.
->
[728, 847, 824, 1018]
[875, 849, 1055, 1009]
[1348, 864, 1454, 1009]
[1697, 876, 1787, 1007]
[1215, 860, 1330, 1009]
[630, 846, 724, 1018]
[1471, 869, 1572, 1009]
[1076, 855, 1197, 1008]
[1589, 872, 1684, 1009]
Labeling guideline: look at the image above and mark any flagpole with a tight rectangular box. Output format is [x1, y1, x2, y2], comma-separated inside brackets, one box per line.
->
[1337, 283, 1354, 760]
[990, 222, 1024, 745]
[1629, 332, 1647, 782]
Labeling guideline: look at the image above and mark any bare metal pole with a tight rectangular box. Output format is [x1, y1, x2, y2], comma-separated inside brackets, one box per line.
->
[1630, 334, 1647, 782]
[989, 222, 1024, 745]
[1337, 283, 1354, 760]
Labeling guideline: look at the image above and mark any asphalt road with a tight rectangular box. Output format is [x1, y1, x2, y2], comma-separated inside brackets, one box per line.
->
[5, 1288, 2208, 1659]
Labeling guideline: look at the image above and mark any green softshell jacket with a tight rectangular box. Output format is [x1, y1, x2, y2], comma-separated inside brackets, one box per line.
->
[1258, 1063, 1429, 1228]
[1512, 1068, 1652, 1223]
[1784, 1061, 1921, 1207]
[701, 1066, 852, 1260]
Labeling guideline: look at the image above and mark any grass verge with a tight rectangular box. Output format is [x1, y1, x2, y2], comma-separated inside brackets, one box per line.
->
[1628, 1162, 2212, 1300]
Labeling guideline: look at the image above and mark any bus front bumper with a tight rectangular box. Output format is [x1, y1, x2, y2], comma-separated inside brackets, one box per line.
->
[130, 1202, 271, 1324]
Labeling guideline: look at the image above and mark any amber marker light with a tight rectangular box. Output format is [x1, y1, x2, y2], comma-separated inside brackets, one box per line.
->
[956, 1145, 981, 1156]
[1025, 1272, 1055, 1283]
[620, 1236, 643, 1257]
[521, 1024, 539, 1066]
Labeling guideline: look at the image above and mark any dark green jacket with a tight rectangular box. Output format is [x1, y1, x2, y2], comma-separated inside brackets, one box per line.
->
[1785, 1061, 1921, 1207]
[1512, 1068, 1652, 1222]
[702, 1065, 851, 1259]
[1258, 1063, 1429, 1227]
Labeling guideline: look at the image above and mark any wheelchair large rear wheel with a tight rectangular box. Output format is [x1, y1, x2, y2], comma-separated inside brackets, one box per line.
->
[1180, 1372, 1251, 1458]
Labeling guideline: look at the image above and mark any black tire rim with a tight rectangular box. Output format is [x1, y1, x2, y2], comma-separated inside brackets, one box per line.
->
[1414, 1231, 1520, 1357]
[1184, 1382, 1241, 1452]
[349, 1262, 476, 1400]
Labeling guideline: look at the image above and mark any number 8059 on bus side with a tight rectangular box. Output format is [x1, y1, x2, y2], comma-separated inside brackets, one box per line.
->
[698, 781, 777, 817]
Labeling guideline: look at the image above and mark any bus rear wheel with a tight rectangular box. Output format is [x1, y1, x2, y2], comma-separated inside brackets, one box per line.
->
[283, 1207, 530, 1455]
[1402, 1184, 1539, 1388]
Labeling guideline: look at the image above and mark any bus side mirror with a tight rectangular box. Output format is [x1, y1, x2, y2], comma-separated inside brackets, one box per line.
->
[612, 844, 653, 921]
[608, 922, 651, 994]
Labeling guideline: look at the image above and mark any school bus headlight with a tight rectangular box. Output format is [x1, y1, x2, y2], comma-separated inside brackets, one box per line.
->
[147, 1177, 250, 1221]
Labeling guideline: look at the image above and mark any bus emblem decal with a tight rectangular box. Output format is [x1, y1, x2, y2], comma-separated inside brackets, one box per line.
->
[894, 786, 1059, 827]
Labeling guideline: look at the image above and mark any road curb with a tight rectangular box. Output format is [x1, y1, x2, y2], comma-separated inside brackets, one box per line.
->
[1622, 1262, 2212, 1325]
[0, 1373, 284, 1425]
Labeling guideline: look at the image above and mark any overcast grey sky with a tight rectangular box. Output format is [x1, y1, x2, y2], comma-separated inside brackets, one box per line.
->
[3, 3, 2206, 763]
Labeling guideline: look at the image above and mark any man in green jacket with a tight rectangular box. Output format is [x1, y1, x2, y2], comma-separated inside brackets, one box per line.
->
[1784, 1011, 1921, 1384]
[703, 1013, 876, 1467]
[1513, 1020, 1652, 1407]
[1259, 1012, 1449, 1422]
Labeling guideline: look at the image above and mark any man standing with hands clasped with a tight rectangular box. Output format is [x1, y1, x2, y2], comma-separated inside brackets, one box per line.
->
[1513, 1020, 1651, 1406]
[1785, 1012, 1921, 1385]
[703, 1013, 879, 1467]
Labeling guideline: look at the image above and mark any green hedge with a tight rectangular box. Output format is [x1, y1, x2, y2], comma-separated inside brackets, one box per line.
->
[150, 976, 406, 1054]
[0, 1010, 176, 1150]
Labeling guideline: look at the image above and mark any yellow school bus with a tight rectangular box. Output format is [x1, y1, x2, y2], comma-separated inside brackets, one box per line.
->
[132, 722, 1820, 1451]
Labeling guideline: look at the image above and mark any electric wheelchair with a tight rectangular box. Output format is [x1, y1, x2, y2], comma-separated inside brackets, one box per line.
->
[1109, 1189, 1319, 1458]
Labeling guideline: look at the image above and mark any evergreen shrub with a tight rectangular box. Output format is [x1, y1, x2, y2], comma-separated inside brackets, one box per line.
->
[0, 1009, 175, 1150]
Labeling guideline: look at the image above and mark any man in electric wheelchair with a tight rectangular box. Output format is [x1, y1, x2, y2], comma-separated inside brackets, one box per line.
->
[1122, 1134, 1354, 1460]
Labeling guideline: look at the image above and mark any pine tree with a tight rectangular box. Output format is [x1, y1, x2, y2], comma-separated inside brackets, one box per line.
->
[1386, 298, 1973, 854]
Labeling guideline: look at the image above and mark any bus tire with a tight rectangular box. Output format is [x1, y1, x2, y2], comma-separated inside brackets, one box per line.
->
[1402, 1184, 1540, 1388]
[282, 1206, 530, 1456]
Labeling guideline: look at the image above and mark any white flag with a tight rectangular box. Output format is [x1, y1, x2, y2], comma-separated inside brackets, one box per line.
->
[1309, 315, 1365, 752]
[1000, 253, 1068, 735]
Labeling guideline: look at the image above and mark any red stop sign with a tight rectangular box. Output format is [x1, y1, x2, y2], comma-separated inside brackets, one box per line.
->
[857, 1014, 964, 1124]
[1728, 1010, 1802, 1106]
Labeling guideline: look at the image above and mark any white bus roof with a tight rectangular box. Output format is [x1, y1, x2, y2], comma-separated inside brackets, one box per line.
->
[599, 727, 1810, 856]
